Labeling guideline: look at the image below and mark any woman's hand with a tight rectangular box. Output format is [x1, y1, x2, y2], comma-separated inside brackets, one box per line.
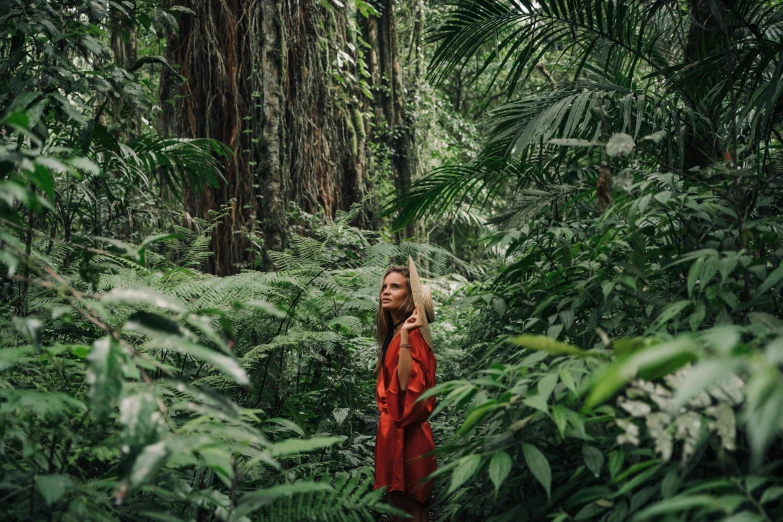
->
[401, 304, 423, 333]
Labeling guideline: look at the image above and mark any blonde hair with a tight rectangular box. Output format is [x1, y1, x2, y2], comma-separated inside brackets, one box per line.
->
[375, 266, 415, 371]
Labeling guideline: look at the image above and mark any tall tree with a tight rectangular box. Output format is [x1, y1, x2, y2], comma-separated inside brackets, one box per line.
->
[365, 0, 418, 238]
[161, 0, 377, 274]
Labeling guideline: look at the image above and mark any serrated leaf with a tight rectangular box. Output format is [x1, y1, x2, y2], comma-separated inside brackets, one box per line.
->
[235, 482, 332, 518]
[245, 300, 288, 318]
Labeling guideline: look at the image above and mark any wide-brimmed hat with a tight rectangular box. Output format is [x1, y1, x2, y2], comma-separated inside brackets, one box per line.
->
[407, 256, 435, 349]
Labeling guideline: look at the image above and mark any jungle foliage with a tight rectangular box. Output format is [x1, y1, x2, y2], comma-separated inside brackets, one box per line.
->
[2, 0, 783, 521]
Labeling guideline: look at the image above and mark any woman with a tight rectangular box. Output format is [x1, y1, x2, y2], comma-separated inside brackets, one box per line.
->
[374, 257, 437, 522]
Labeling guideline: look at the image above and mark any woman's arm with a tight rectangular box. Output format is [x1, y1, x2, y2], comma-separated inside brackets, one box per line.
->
[397, 330, 412, 391]
[397, 304, 422, 391]
[386, 327, 434, 428]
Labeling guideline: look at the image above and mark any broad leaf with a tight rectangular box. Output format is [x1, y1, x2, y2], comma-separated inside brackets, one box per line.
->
[522, 442, 551, 498]
[489, 451, 512, 493]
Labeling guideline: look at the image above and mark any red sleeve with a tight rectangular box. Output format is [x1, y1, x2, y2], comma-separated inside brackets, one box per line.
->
[385, 330, 434, 428]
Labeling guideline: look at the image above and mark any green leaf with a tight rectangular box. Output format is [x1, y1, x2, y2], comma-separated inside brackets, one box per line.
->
[265, 417, 305, 437]
[448, 454, 482, 494]
[670, 360, 738, 410]
[460, 401, 503, 432]
[35, 475, 74, 506]
[86, 336, 127, 422]
[641, 131, 666, 144]
[0, 389, 85, 418]
[268, 436, 342, 457]
[538, 373, 558, 400]
[720, 255, 738, 283]
[551, 405, 568, 437]
[235, 482, 332, 518]
[760, 486, 783, 504]
[606, 133, 635, 157]
[632, 495, 718, 520]
[608, 451, 624, 480]
[29, 164, 54, 201]
[521, 442, 551, 498]
[559, 369, 577, 395]
[756, 266, 783, 297]
[688, 258, 704, 297]
[654, 301, 691, 327]
[103, 287, 186, 313]
[67, 156, 100, 175]
[125, 315, 248, 385]
[661, 469, 681, 498]
[583, 446, 604, 477]
[245, 300, 288, 318]
[717, 513, 764, 522]
[586, 339, 695, 408]
[489, 451, 512, 493]
[12, 316, 42, 352]
[129, 441, 168, 488]
[119, 392, 164, 462]
[70, 345, 90, 358]
[510, 335, 590, 357]
[201, 446, 234, 487]
[3, 111, 29, 129]
[549, 138, 601, 147]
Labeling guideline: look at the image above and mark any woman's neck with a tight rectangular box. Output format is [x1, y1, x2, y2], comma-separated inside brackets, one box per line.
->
[390, 312, 405, 331]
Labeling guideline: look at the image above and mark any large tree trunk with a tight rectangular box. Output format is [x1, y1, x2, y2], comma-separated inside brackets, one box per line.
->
[160, 0, 257, 275]
[160, 0, 375, 275]
[680, 0, 735, 170]
[111, 4, 140, 137]
[366, 0, 417, 238]
[259, 0, 286, 256]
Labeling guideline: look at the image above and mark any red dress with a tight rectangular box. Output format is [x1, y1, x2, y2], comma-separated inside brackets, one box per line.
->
[374, 329, 437, 505]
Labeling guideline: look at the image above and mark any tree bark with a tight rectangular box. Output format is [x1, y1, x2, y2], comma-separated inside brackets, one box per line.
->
[111, 3, 140, 136]
[365, 0, 417, 238]
[260, 0, 286, 257]
[161, 0, 375, 274]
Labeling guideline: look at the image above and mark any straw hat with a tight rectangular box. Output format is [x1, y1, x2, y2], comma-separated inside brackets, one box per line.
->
[407, 256, 435, 349]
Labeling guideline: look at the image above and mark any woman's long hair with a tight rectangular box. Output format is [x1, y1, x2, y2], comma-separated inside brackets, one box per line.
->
[375, 266, 416, 372]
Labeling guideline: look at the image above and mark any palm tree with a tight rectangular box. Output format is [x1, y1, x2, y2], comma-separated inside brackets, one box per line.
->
[394, 0, 783, 226]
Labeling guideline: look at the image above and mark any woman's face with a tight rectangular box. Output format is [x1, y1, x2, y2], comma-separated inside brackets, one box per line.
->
[381, 272, 409, 313]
